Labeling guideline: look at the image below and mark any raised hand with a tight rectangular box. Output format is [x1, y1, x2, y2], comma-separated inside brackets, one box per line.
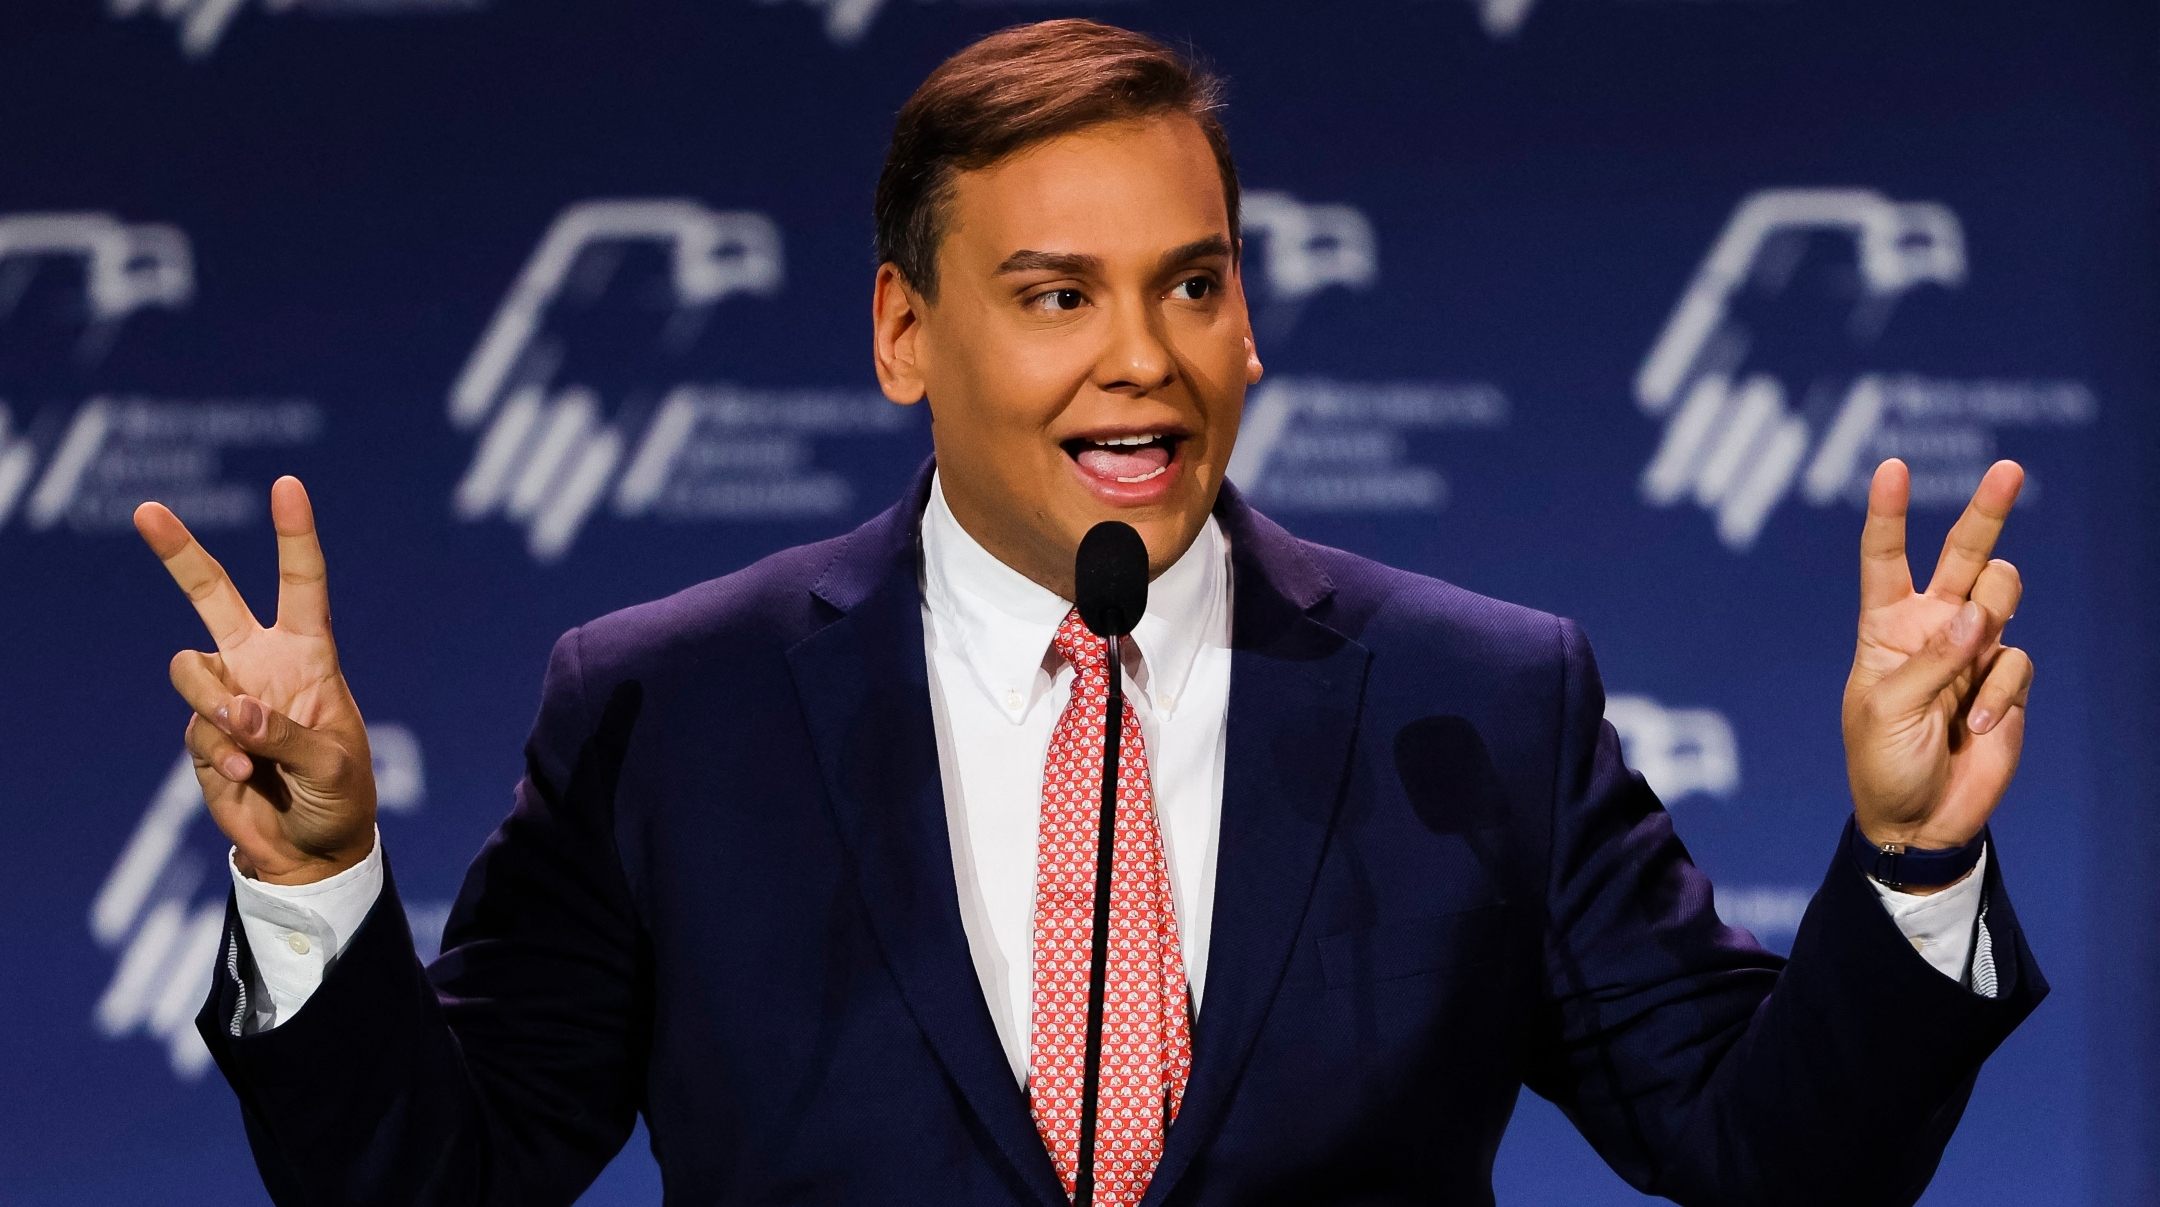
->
[134, 476, 377, 885]
[1843, 459, 2033, 867]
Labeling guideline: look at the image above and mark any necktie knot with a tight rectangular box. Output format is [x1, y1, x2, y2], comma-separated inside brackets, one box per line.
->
[1052, 607, 1110, 674]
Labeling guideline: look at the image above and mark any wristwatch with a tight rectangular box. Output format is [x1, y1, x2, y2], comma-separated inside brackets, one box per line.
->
[1851, 822, 1988, 890]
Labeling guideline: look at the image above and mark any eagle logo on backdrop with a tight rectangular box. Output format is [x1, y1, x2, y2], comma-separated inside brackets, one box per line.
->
[1636, 188, 2096, 551]
[0, 213, 189, 530]
[449, 198, 916, 562]
[87, 728, 437, 1078]
[1603, 694, 1739, 803]
[0, 212, 322, 538]
[1224, 190, 1509, 515]
[107, 0, 488, 61]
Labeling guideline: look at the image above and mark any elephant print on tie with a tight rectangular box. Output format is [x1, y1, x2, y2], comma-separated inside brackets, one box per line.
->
[1029, 607, 1193, 1206]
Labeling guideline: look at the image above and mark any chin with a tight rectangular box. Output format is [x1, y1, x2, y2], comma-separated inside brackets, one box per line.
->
[1068, 496, 1209, 569]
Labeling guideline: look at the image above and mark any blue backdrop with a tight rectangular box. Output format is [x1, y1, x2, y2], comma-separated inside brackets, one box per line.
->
[2, 1, 2155, 1203]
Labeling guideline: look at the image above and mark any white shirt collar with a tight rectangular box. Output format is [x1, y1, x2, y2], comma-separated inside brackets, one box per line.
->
[921, 472, 1228, 723]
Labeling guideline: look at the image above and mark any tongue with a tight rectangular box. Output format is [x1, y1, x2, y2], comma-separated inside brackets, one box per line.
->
[1075, 444, 1170, 481]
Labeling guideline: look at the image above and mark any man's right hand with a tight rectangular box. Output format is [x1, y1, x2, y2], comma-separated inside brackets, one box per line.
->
[135, 476, 377, 885]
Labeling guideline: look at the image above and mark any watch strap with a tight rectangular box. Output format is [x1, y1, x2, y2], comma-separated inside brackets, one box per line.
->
[1851, 821, 1989, 890]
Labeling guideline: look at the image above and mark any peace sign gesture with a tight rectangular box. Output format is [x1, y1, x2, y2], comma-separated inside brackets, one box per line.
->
[1843, 458, 2034, 869]
[134, 476, 377, 886]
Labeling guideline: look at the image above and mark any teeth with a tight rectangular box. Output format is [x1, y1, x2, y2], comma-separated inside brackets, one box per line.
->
[1114, 465, 1168, 483]
[1097, 434, 1158, 447]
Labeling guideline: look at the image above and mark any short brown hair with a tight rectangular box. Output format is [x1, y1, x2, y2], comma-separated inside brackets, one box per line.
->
[875, 20, 1238, 301]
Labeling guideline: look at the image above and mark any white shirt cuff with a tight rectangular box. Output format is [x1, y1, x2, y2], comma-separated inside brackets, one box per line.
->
[228, 829, 385, 1030]
[1870, 845, 1989, 990]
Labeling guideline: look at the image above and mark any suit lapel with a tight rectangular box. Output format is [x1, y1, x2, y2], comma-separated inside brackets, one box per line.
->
[785, 470, 1367, 1206]
[1142, 491, 1373, 1206]
[785, 478, 1068, 1207]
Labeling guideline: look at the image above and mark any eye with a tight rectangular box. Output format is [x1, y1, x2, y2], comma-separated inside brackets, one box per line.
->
[1170, 276, 1215, 301]
[1031, 288, 1087, 313]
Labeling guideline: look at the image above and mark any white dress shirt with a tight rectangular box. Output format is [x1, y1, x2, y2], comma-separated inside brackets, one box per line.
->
[920, 475, 1234, 1080]
[228, 828, 382, 1030]
[230, 475, 1991, 1046]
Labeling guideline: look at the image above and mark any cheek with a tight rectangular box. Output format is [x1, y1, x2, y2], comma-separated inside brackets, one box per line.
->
[953, 331, 1087, 441]
[929, 343, 1070, 479]
[1204, 393, 1244, 458]
[1179, 328, 1252, 447]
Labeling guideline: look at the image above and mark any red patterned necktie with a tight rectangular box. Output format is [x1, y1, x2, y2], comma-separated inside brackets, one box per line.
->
[1029, 607, 1193, 1205]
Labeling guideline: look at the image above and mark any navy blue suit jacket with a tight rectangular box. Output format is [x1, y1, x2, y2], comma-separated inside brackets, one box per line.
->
[198, 465, 2044, 1206]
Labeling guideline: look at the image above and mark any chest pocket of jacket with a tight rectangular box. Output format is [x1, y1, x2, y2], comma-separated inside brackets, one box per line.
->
[1317, 903, 1509, 989]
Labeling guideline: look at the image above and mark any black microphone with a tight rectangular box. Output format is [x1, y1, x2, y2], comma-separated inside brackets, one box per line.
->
[1075, 520, 1148, 639]
[1070, 520, 1148, 1207]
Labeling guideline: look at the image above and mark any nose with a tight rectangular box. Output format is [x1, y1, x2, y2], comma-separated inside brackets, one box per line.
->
[1093, 290, 1176, 396]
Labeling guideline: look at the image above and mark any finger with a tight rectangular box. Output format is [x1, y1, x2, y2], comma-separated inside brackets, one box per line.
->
[186, 713, 257, 784]
[1966, 646, 2034, 736]
[212, 692, 349, 782]
[134, 501, 263, 651]
[1869, 599, 1990, 719]
[169, 648, 348, 780]
[271, 476, 333, 637]
[1981, 699, 2026, 759]
[1970, 558, 2022, 629]
[169, 649, 239, 720]
[1858, 459, 1914, 610]
[1924, 460, 2024, 602]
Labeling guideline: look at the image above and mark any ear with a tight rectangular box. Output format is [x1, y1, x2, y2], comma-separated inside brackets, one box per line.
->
[872, 263, 929, 405]
[1232, 239, 1264, 385]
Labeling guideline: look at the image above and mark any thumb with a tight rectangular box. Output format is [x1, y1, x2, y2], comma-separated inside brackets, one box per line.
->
[216, 695, 353, 784]
[1869, 601, 1991, 719]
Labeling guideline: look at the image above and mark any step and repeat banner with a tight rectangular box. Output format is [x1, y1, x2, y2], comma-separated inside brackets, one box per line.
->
[1, 1, 2153, 1204]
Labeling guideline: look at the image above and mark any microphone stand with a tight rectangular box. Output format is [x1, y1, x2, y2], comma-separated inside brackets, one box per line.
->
[1075, 630, 1122, 1207]
[1068, 522, 1145, 1207]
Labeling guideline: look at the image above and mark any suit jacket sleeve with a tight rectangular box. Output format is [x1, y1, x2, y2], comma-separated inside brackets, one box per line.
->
[1524, 619, 2046, 1207]
[194, 626, 651, 1207]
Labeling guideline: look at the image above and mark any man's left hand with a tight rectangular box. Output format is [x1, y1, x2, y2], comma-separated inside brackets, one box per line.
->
[1844, 458, 2034, 864]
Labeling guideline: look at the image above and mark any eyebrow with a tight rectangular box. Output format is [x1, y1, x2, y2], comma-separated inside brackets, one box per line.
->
[1158, 235, 1233, 269]
[995, 249, 1102, 275]
[993, 234, 1233, 277]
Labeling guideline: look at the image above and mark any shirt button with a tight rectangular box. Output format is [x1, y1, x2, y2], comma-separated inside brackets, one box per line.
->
[1908, 936, 1926, 953]
[286, 933, 311, 955]
[1004, 691, 1023, 711]
[1159, 693, 1177, 712]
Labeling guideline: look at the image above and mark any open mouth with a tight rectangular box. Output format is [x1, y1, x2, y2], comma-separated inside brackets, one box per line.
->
[1062, 432, 1183, 485]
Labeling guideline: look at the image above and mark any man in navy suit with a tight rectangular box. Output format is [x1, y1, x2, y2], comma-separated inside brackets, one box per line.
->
[134, 20, 2042, 1206]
